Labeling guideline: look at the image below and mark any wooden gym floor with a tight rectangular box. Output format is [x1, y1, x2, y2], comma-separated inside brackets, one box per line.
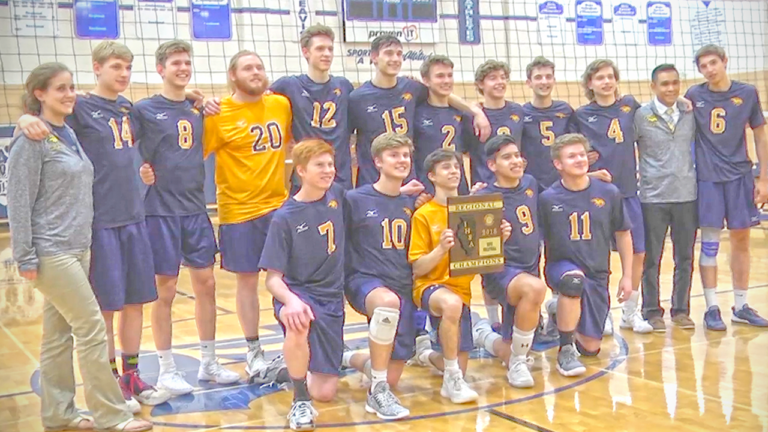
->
[0, 223, 766, 432]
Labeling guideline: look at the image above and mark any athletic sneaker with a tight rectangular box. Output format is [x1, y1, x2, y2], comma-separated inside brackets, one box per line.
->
[704, 306, 727, 331]
[288, 400, 317, 431]
[506, 355, 534, 388]
[731, 304, 768, 327]
[156, 368, 194, 396]
[440, 370, 478, 404]
[556, 344, 586, 377]
[603, 310, 614, 336]
[250, 354, 287, 385]
[198, 359, 241, 384]
[245, 347, 269, 384]
[544, 298, 559, 339]
[470, 312, 494, 351]
[119, 383, 142, 414]
[365, 381, 410, 420]
[120, 369, 171, 405]
[620, 310, 654, 334]
[408, 335, 433, 367]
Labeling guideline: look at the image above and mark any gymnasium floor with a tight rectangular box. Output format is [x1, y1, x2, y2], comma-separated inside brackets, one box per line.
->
[0, 223, 766, 432]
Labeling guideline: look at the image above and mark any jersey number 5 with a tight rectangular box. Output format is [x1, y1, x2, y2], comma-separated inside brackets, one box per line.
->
[710, 108, 726, 134]
[540, 121, 555, 146]
[251, 122, 283, 153]
[607, 119, 624, 144]
[319, 221, 336, 254]
[108, 117, 133, 149]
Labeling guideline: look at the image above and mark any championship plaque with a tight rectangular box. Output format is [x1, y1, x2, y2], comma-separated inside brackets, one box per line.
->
[447, 193, 505, 277]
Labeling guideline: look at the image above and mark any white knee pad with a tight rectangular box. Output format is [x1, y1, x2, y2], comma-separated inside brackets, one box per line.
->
[699, 227, 721, 267]
[369, 307, 400, 345]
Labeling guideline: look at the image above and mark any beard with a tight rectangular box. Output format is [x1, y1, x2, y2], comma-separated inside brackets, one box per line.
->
[233, 76, 268, 96]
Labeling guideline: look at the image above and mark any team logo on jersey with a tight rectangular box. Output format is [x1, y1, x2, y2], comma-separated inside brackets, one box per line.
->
[334, 88, 342, 96]
[403, 207, 413, 217]
[525, 188, 534, 197]
[591, 197, 606, 208]
[45, 135, 61, 150]
[695, 101, 705, 108]
[365, 209, 378, 218]
[328, 200, 338, 209]
[646, 114, 658, 122]
[402, 93, 413, 101]
[155, 112, 168, 120]
[190, 107, 200, 115]
[551, 204, 563, 212]
[510, 114, 520, 122]
[91, 110, 103, 119]
[421, 119, 433, 127]
[366, 105, 378, 113]
[588, 116, 598, 123]
[296, 223, 308, 233]
[620, 105, 631, 113]
[731, 97, 743, 106]
[483, 214, 495, 226]
[523, 116, 533, 123]
[454, 115, 462, 123]
[119, 107, 130, 114]
[556, 112, 568, 118]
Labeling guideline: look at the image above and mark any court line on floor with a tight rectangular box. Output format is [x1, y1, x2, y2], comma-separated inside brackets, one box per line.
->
[0, 321, 39, 367]
[487, 408, 556, 432]
[147, 337, 629, 430]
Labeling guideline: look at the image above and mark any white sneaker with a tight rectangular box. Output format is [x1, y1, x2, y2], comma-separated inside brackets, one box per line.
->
[506, 355, 534, 388]
[620, 311, 653, 334]
[603, 310, 614, 336]
[198, 359, 241, 384]
[440, 370, 478, 404]
[245, 348, 268, 384]
[157, 369, 194, 396]
[470, 312, 494, 351]
[407, 335, 433, 367]
[126, 397, 141, 414]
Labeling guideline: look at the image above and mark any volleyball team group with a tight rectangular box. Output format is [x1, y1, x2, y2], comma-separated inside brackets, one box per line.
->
[7, 22, 767, 432]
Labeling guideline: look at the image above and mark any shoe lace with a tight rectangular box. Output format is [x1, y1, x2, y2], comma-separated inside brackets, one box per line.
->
[373, 385, 402, 409]
[125, 370, 154, 394]
[292, 401, 314, 420]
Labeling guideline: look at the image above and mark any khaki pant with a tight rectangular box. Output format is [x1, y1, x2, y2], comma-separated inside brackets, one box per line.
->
[36, 251, 132, 429]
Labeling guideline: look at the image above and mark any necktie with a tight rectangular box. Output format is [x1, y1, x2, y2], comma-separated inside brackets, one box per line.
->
[665, 107, 675, 131]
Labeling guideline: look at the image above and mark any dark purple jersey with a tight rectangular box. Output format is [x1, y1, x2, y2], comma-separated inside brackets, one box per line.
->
[521, 101, 576, 188]
[685, 81, 766, 182]
[66, 93, 144, 229]
[344, 184, 414, 295]
[259, 183, 346, 301]
[539, 179, 631, 282]
[349, 77, 428, 186]
[271, 75, 355, 188]
[572, 95, 641, 197]
[134, 95, 206, 216]
[476, 174, 541, 269]
[464, 101, 524, 185]
[413, 103, 470, 195]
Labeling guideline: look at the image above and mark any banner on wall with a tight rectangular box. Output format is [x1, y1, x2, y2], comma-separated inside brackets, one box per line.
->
[575, 0, 604, 45]
[458, 0, 481, 45]
[611, 1, 639, 45]
[647, 1, 672, 46]
[73, 0, 120, 39]
[537, 0, 566, 44]
[342, 0, 440, 43]
[135, 0, 177, 40]
[691, 0, 724, 53]
[10, 0, 59, 37]
[296, 0, 311, 34]
[190, 0, 233, 40]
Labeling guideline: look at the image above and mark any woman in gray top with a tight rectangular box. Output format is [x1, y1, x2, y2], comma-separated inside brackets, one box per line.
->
[7, 63, 152, 432]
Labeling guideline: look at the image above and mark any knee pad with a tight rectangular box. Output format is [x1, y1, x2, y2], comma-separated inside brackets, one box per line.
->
[369, 307, 400, 345]
[700, 227, 721, 267]
[575, 339, 600, 357]
[558, 272, 585, 298]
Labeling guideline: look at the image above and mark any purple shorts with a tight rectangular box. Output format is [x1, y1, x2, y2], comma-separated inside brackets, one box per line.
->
[421, 285, 473, 352]
[218, 211, 274, 273]
[482, 264, 539, 304]
[345, 276, 416, 361]
[544, 260, 608, 341]
[90, 221, 158, 312]
[274, 294, 344, 376]
[698, 173, 760, 230]
[620, 196, 645, 254]
[146, 213, 217, 276]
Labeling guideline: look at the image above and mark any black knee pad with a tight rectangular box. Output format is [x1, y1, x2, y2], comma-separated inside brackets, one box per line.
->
[575, 339, 600, 357]
[557, 273, 585, 298]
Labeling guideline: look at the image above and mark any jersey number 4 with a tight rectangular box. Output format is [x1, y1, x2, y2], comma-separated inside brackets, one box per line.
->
[607, 119, 624, 144]
[251, 122, 283, 153]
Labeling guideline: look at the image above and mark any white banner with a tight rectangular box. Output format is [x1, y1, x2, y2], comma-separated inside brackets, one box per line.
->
[10, 0, 59, 37]
[135, 0, 177, 40]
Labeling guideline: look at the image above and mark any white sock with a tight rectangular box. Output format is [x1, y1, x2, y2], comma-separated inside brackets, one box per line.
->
[623, 290, 640, 315]
[486, 305, 500, 325]
[370, 368, 387, 390]
[157, 349, 175, 373]
[733, 290, 747, 310]
[200, 340, 215, 364]
[341, 350, 355, 368]
[444, 357, 459, 371]
[704, 288, 718, 309]
[511, 327, 535, 358]
[483, 332, 502, 357]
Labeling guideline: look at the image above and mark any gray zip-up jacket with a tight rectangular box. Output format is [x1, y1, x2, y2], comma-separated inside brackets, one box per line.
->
[634, 100, 697, 203]
[7, 125, 94, 271]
